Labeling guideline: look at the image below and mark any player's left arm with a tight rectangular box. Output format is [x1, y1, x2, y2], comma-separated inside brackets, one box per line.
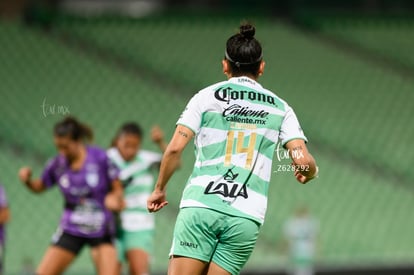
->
[285, 139, 318, 184]
[147, 125, 194, 212]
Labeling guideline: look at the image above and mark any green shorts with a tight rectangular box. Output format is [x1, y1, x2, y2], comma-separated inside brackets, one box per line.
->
[170, 207, 260, 275]
[116, 229, 154, 262]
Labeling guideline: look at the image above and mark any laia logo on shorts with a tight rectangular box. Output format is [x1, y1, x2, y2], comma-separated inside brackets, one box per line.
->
[180, 241, 198, 248]
[204, 169, 248, 199]
[214, 86, 277, 107]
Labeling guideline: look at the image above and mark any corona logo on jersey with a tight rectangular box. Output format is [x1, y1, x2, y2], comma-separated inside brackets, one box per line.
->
[204, 169, 248, 199]
[214, 86, 277, 106]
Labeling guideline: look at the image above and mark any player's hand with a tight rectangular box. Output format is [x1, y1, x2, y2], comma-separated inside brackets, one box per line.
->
[294, 169, 311, 184]
[293, 165, 318, 184]
[105, 193, 125, 212]
[147, 190, 168, 213]
[151, 125, 164, 145]
[18, 167, 32, 184]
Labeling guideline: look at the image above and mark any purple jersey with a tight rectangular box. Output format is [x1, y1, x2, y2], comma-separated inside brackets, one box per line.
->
[0, 185, 7, 244]
[42, 146, 119, 238]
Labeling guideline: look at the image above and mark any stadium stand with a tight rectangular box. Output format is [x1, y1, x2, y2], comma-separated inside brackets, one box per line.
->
[0, 14, 413, 273]
[304, 17, 414, 70]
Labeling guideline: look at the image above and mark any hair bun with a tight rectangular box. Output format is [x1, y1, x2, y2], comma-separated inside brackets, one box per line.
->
[239, 23, 255, 39]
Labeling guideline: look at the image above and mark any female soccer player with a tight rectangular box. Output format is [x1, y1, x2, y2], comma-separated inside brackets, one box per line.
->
[108, 123, 167, 275]
[18, 116, 124, 275]
[147, 23, 319, 275]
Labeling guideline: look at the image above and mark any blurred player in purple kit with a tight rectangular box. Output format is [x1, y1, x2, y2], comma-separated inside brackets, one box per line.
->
[18, 117, 124, 275]
[0, 184, 10, 275]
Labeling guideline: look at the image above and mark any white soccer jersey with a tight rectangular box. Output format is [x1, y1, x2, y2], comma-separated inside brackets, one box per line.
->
[108, 148, 162, 231]
[177, 76, 307, 224]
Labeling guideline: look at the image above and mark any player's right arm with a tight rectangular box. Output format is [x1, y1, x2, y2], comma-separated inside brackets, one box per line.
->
[147, 90, 205, 213]
[147, 125, 194, 213]
[18, 167, 47, 193]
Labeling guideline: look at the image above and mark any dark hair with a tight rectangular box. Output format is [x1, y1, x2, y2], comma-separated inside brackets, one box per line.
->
[54, 116, 93, 142]
[111, 122, 143, 146]
[225, 22, 263, 77]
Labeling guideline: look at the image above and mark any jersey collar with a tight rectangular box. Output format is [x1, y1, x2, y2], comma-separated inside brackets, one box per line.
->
[228, 76, 263, 90]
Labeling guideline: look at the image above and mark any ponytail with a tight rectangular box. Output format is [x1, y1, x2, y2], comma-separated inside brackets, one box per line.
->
[225, 22, 263, 77]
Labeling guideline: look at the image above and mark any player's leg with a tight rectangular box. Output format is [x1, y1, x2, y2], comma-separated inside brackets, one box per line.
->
[90, 247, 98, 265]
[90, 246, 120, 273]
[126, 249, 150, 275]
[209, 216, 260, 275]
[168, 250, 210, 275]
[115, 232, 126, 275]
[168, 256, 208, 275]
[0, 242, 4, 275]
[91, 244, 118, 275]
[205, 262, 231, 275]
[36, 246, 76, 275]
[90, 236, 119, 275]
[168, 208, 220, 275]
[37, 232, 82, 275]
[124, 229, 153, 275]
